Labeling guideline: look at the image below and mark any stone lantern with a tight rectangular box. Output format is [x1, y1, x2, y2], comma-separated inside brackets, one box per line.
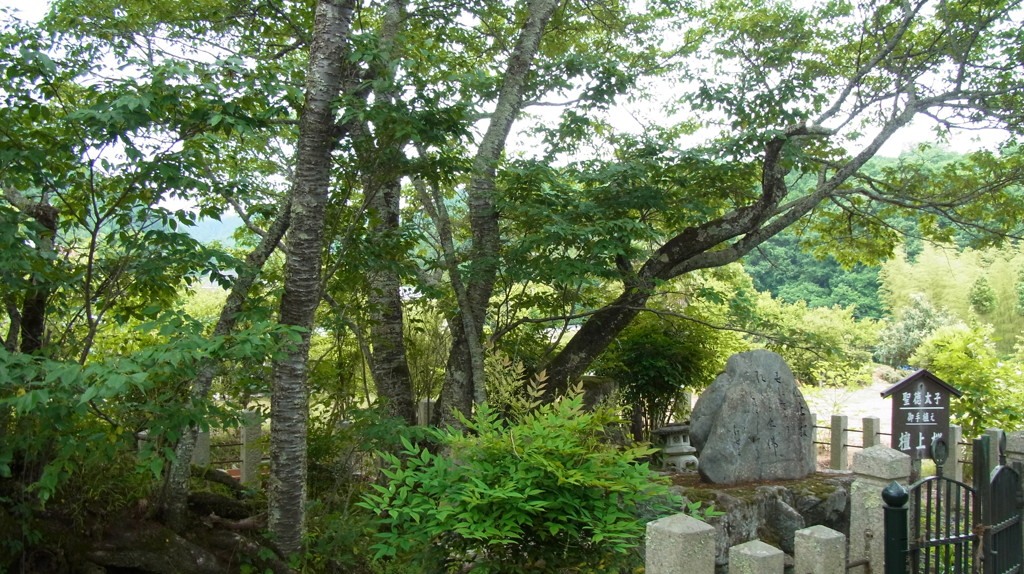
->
[653, 423, 698, 471]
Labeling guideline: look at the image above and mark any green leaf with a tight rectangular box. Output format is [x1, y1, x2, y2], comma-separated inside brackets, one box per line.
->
[79, 385, 99, 404]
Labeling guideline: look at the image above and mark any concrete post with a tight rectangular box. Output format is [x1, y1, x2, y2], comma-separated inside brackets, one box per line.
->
[949, 424, 963, 482]
[831, 414, 849, 471]
[729, 539, 783, 574]
[862, 417, 881, 449]
[192, 430, 211, 466]
[645, 513, 716, 574]
[795, 525, 846, 574]
[987, 427, 1003, 469]
[848, 445, 912, 574]
[240, 410, 262, 486]
[417, 398, 432, 426]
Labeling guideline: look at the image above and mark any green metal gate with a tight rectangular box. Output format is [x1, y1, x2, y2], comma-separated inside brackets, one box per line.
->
[883, 434, 1023, 574]
[984, 461, 1022, 574]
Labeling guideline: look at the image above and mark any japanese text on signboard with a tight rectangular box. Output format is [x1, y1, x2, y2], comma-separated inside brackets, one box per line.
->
[885, 373, 958, 460]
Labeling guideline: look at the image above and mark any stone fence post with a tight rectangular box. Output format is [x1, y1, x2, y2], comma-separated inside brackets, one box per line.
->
[646, 514, 846, 574]
[983, 427, 999, 472]
[948, 424, 963, 482]
[831, 415, 848, 471]
[795, 525, 846, 574]
[646, 513, 716, 574]
[730, 539, 783, 574]
[240, 410, 262, 486]
[417, 399, 432, 426]
[986, 428, 1003, 473]
[191, 430, 210, 466]
[862, 417, 881, 449]
[848, 445, 911, 574]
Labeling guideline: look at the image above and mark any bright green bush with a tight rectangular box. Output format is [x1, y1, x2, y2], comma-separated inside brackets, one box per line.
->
[969, 277, 997, 315]
[748, 292, 879, 386]
[910, 324, 1024, 438]
[358, 394, 680, 573]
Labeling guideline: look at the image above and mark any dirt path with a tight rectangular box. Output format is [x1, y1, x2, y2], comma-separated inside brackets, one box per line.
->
[802, 379, 895, 448]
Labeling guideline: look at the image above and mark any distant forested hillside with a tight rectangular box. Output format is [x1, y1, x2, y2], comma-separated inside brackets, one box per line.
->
[745, 230, 1024, 357]
[185, 214, 241, 245]
[743, 231, 884, 319]
[743, 147, 1002, 324]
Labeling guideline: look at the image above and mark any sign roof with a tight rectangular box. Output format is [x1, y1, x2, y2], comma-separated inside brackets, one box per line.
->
[880, 368, 963, 399]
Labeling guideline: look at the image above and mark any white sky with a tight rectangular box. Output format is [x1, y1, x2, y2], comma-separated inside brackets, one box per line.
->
[0, 0, 46, 22]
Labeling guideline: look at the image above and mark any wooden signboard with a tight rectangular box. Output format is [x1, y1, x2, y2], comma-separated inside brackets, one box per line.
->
[881, 369, 962, 460]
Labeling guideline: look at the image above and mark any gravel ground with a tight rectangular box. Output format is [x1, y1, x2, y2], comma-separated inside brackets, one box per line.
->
[802, 378, 897, 467]
[802, 379, 894, 435]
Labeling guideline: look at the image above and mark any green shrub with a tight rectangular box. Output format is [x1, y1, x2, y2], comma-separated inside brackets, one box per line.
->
[592, 312, 744, 438]
[482, 347, 546, 424]
[875, 293, 956, 367]
[911, 324, 1024, 438]
[969, 277, 997, 315]
[358, 393, 680, 573]
[304, 407, 434, 574]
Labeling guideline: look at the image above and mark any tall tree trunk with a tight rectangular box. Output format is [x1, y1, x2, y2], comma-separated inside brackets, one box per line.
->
[160, 201, 290, 531]
[436, 315, 474, 424]
[358, 0, 416, 425]
[540, 287, 651, 396]
[435, 0, 563, 426]
[268, 0, 354, 556]
[365, 177, 416, 424]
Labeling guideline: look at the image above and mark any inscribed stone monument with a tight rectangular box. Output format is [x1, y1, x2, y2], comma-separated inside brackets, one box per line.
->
[690, 350, 815, 484]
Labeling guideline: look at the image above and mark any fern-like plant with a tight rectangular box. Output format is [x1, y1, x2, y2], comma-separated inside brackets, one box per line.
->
[358, 391, 680, 573]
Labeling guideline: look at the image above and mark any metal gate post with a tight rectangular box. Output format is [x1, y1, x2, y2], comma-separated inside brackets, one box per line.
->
[884, 481, 910, 574]
[975, 436, 992, 574]
[975, 436, 991, 512]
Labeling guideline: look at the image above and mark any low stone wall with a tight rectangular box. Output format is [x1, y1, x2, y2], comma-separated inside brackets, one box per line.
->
[670, 475, 851, 568]
[649, 445, 913, 574]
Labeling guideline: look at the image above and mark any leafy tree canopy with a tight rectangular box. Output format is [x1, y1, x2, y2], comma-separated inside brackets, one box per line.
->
[3, 0, 1024, 564]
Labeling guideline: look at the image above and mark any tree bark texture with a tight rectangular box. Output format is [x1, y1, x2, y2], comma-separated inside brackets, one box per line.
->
[365, 176, 416, 425]
[268, 0, 354, 556]
[437, 0, 563, 426]
[358, 0, 417, 425]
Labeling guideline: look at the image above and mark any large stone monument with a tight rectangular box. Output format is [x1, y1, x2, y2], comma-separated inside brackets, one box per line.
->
[690, 350, 815, 484]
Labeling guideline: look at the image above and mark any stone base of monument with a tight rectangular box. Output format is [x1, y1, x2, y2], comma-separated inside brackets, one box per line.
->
[654, 423, 699, 472]
[668, 473, 852, 570]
